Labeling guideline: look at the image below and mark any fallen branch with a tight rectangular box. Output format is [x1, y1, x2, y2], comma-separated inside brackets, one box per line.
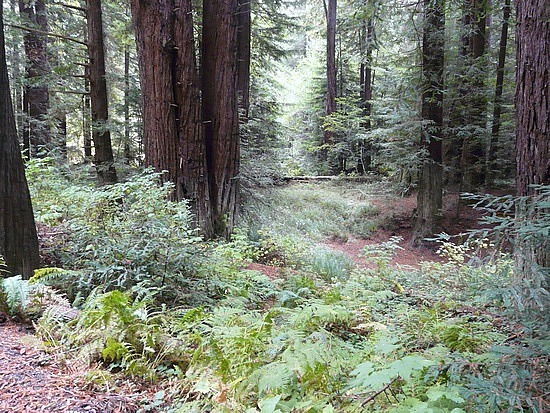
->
[360, 377, 400, 407]
[281, 175, 377, 183]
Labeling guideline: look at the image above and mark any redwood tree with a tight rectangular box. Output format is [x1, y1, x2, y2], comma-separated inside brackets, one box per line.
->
[413, 0, 445, 244]
[18, 0, 51, 158]
[87, 0, 117, 184]
[0, 2, 40, 278]
[202, 0, 241, 237]
[514, 0, 549, 272]
[130, 0, 211, 233]
[323, 0, 337, 164]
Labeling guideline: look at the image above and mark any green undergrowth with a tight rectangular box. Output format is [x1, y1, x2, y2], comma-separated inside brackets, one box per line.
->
[243, 182, 384, 241]
[6, 160, 546, 412]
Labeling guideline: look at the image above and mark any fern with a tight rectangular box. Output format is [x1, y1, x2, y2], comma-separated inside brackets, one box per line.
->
[1, 276, 32, 316]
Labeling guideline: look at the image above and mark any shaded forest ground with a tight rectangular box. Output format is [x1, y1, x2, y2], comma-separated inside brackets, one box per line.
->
[2, 180, 532, 412]
[0, 322, 160, 412]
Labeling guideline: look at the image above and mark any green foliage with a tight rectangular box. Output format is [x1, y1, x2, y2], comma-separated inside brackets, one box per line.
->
[0, 276, 32, 317]
[25, 171, 547, 412]
[308, 247, 354, 281]
[29, 166, 204, 302]
[245, 183, 382, 242]
[37, 288, 192, 381]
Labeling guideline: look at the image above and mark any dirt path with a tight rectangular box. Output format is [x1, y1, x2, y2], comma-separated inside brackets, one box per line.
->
[0, 321, 145, 413]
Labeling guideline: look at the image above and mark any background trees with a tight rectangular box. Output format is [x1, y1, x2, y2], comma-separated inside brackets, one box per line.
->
[18, 0, 51, 157]
[0, 0, 536, 246]
[87, 0, 117, 184]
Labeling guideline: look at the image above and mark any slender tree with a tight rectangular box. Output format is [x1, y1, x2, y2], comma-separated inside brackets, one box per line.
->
[237, 0, 251, 121]
[18, 0, 51, 158]
[202, 0, 241, 237]
[83, 64, 92, 159]
[0, 2, 40, 278]
[514, 0, 549, 273]
[459, 0, 488, 191]
[413, 0, 445, 244]
[123, 42, 131, 162]
[487, 0, 510, 184]
[358, 0, 376, 173]
[323, 0, 337, 164]
[87, 0, 117, 184]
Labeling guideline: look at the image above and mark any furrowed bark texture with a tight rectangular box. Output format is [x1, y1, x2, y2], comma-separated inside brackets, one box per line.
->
[202, 0, 240, 238]
[414, 0, 445, 245]
[515, 0, 549, 271]
[130, 0, 211, 233]
[0, 3, 40, 278]
[87, 0, 117, 184]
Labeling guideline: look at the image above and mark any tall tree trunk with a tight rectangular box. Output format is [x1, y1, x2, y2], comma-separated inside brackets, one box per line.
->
[358, 3, 375, 173]
[459, 0, 488, 191]
[514, 0, 549, 276]
[18, 0, 51, 158]
[86, 0, 117, 184]
[123, 43, 131, 162]
[202, 0, 240, 238]
[130, 0, 211, 232]
[9, 0, 22, 136]
[323, 0, 337, 167]
[413, 0, 445, 245]
[83, 65, 92, 160]
[237, 0, 251, 121]
[0, 2, 40, 278]
[487, 0, 510, 185]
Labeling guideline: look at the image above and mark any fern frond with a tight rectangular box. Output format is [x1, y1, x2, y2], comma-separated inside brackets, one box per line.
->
[1, 276, 32, 316]
[256, 362, 295, 393]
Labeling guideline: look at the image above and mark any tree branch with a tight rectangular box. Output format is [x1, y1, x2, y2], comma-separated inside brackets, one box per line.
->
[8, 24, 87, 47]
[53, 3, 87, 14]
[50, 89, 89, 95]
[360, 377, 400, 407]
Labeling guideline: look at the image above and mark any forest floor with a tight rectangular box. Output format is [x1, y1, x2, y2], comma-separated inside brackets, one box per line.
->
[0, 188, 505, 412]
[327, 191, 487, 268]
[0, 321, 163, 412]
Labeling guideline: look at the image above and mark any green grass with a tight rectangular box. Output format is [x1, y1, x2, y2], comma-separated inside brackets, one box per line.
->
[244, 181, 383, 242]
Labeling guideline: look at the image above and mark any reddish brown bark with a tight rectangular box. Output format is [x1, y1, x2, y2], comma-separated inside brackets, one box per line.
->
[202, 0, 241, 238]
[87, 0, 117, 184]
[514, 0, 549, 270]
[413, 0, 445, 245]
[130, 0, 211, 232]
[0, 3, 40, 278]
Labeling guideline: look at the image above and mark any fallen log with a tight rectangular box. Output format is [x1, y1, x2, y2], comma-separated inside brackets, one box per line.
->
[280, 175, 377, 183]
